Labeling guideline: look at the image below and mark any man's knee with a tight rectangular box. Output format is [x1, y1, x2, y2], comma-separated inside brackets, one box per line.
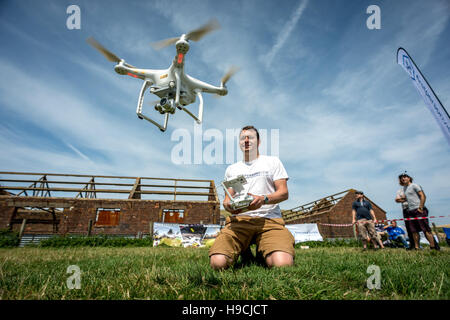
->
[210, 254, 233, 270]
[265, 251, 294, 268]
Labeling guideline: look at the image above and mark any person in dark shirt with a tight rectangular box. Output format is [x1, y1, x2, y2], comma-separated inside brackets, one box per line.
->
[352, 191, 385, 250]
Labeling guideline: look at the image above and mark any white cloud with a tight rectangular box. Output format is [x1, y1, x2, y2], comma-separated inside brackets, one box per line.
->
[261, 0, 309, 68]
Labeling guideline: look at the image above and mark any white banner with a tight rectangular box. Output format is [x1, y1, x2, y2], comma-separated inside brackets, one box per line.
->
[152, 222, 221, 248]
[397, 48, 450, 145]
[285, 223, 323, 243]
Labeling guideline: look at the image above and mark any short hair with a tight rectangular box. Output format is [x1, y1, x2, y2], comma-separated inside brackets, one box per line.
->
[398, 173, 413, 186]
[240, 125, 260, 141]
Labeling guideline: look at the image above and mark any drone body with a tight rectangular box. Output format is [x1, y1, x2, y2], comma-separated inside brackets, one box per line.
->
[87, 20, 237, 132]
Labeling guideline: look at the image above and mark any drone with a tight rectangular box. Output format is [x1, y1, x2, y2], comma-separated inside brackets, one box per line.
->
[87, 19, 238, 132]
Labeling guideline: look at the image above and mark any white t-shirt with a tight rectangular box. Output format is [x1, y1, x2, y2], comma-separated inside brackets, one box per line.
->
[396, 189, 408, 210]
[403, 183, 424, 211]
[224, 155, 289, 218]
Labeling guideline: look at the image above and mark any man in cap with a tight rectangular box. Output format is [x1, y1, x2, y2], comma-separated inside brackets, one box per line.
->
[395, 173, 439, 250]
[352, 190, 385, 250]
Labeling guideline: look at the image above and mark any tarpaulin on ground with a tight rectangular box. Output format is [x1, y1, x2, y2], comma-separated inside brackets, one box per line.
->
[285, 223, 323, 243]
[152, 222, 221, 248]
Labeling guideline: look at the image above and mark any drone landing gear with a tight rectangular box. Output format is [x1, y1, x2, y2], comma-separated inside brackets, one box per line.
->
[137, 112, 170, 132]
[179, 90, 204, 124]
[136, 80, 172, 132]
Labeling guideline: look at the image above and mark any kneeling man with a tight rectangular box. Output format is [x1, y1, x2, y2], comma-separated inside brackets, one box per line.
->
[209, 125, 295, 270]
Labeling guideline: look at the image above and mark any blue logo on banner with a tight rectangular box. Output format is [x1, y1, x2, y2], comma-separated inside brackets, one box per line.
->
[402, 55, 416, 80]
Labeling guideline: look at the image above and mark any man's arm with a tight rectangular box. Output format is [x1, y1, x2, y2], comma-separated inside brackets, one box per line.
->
[370, 209, 377, 222]
[352, 209, 356, 225]
[395, 196, 406, 203]
[395, 190, 406, 203]
[247, 178, 288, 211]
[417, 190, 426, 213]
[223, 188, 239, 214]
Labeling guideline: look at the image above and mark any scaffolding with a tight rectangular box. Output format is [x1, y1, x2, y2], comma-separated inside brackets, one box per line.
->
[282, 190, 350, 223]
[0, 171, 220, 236]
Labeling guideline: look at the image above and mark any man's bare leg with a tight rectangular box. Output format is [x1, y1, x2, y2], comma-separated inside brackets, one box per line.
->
[265, 251, 293, 268]
[210, 254, 233, 270]
[412, 233, 420, 249]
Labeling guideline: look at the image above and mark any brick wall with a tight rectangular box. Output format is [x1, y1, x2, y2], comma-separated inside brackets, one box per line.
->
[286, 190, 387, 239]
[0, 196, 220, 236]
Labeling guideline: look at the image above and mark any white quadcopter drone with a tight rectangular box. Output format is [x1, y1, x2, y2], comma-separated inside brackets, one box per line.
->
[87, 19, 238, 132]
[221, 175, 254, 212]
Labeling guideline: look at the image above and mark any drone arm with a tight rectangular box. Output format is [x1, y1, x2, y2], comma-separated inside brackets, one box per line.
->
[184, 74, 227, 95]
[114, 62, 161, 82]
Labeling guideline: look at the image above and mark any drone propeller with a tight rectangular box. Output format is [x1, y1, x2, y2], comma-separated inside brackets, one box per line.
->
[87, 37, 136, 68]
[185, 18, 220, 41]
[151, 37, 180, 50]
[87, 37, 122, 62]
[151, 19, 220, 50]
[221, 66, 240, 86]
[214, 66, 240, 98]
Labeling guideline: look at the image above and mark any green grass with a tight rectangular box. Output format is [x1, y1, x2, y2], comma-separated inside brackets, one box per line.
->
[0, 229, 19, 247]
[0, 246, 448, 300]
[36, 235, 153, 248]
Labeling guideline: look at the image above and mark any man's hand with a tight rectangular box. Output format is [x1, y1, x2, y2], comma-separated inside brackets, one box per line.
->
[223, 198, 243, 215]
[247, 193, 264, 211]
[417, 207, 424, 214]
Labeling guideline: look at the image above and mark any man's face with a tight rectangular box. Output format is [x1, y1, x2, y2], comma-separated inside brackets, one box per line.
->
[401, 176, 411, 185]
[392, 221, 397, 227]
[355, 192, 364, 200]
[239, 129, 259, 154]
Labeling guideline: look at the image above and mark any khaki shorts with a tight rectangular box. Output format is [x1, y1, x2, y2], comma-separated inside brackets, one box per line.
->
[208, 215, 295, 262]
[357, 219, 377, 240]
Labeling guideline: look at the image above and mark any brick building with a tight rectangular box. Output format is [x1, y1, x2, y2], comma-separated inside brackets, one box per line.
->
[282, 189, 387, 239]
[0, 172, 220, 237]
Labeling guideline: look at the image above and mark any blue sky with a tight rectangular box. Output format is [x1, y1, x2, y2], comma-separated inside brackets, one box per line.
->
[1, 0, 449, 227]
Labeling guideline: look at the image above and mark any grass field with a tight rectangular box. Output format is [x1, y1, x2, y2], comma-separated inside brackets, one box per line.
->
[0, 246, 448, 300]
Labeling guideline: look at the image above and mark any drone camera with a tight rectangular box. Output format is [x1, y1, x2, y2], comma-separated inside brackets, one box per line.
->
[155, 98, 176, 114]
[160, 98, 168, 107]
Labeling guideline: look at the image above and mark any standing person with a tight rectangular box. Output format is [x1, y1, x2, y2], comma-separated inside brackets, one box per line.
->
[209, 125, 295, 270]
[352, 191, 385, 250]
[395, 184, 415, 249]
[383, 221, 409, 248]
[395, 173, 439, 250]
